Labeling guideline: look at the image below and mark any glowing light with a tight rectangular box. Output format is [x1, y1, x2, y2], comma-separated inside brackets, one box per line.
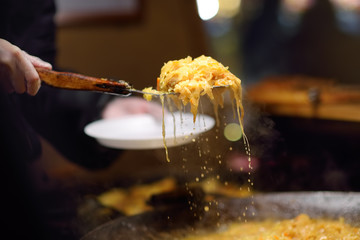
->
[331, 0, 360, 11]
[218, 0, 242, 18]
[196, 0, 220, 21]
[282, 0, 314, 13]
[224, 123, 243, 142]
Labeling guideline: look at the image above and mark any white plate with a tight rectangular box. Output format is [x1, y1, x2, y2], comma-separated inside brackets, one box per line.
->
[84, 112, 215, 149]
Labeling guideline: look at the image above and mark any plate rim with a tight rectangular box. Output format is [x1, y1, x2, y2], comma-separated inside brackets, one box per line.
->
[84, 112, 215, 149]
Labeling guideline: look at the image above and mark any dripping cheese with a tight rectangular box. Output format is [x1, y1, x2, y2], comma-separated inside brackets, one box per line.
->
[142, 55, 249, 163]
[143, 55, 244, 124]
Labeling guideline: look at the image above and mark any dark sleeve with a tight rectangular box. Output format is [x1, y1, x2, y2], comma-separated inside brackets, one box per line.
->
[1, 0, 120, 168]
[0, 0, 57, 163]
[0, 0, 56, 64]
[16, 88, 120, 169]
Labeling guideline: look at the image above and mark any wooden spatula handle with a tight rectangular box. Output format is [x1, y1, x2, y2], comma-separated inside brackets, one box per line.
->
[36, 67, 131, 95]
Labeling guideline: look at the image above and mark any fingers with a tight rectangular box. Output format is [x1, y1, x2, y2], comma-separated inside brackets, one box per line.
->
[0, 41, 26, 94]
[0, 38, 52, 96]
[17, 51, 42, 96]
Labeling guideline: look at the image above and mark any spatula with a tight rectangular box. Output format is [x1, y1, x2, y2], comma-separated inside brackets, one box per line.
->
[37, 67, 228, 97]
[36, 67, 163, 97]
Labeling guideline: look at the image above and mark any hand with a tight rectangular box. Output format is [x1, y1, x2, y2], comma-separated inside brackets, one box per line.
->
[0, 38, 52, 95]
[101, 97, 164, 120]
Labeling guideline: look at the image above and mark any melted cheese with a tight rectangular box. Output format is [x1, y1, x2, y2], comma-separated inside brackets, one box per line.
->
[182, 214, 360, 240]
[144, 55, 244, 123]
[143, 55, 249, 163]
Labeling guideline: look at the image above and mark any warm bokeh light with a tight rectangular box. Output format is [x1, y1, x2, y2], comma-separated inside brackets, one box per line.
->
[196, 0, 220, 20]
[331, 0, 360, 11]
[224, 123, 243, 142]
[217, 0, 241, 18]
[282, 0, 314, 13]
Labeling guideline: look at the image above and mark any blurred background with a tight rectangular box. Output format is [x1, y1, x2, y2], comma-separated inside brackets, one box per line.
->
[29, 0, 360, 238]
[51, 0, 360, 190]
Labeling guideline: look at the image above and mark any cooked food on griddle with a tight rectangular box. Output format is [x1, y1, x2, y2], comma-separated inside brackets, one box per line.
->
[182, 214, 360, 240]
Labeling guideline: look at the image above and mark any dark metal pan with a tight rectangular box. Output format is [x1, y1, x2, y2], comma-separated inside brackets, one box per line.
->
[81, 191, 360, 240]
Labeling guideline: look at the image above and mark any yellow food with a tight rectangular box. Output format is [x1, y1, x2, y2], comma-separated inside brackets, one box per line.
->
[189, 177, 252, 198]
[143, 56, 250, 163]
[142, 86, 159, 101]
[183, 214, 360, 240]
[143, 55, 244, 124]
[97, 178, 176, 216]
